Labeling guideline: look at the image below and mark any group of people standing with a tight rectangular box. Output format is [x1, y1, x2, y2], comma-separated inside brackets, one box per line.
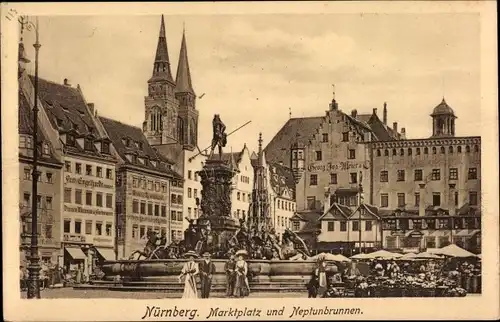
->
[178, 250, 250, 299]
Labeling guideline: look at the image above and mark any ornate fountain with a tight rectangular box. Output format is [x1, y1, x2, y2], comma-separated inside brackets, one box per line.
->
[88, 116, 317, 293]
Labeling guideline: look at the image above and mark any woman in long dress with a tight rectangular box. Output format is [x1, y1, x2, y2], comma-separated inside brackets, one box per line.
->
[178, 251, 199, 299]
[234, 252, 250, 298]
[315, 257, 328, 297]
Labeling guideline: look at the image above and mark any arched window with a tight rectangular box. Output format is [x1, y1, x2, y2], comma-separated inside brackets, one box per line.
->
[408, 148, 412, 156]
[466, 145, 470, 153]
[177, 117, 184, 144]
[189, 118, 196, 146]
[377, 149, 381, 157]
[416, 147, 421, 155]
[432, 147, 437, 154]
[474, 145, 479, 152]
[449, 146, 454, 153]
[424, 147, 428, 154]
[440, 146, 445, 154]
[384, 149, 389, 156]
[392, 148, 396, 156]
[457, 146, 462, 153]
[400, 148, 404, 156]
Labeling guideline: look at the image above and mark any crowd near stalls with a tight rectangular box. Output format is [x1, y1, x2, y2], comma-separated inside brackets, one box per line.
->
[306, 244, 481, 298]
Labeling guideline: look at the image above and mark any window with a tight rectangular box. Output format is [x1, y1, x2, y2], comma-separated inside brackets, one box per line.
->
[425, 236, 436, 248]
[432, 193, 441, 207]
[342, 132, 349, 142]
[340, 221, 347, 231]
[330, 173, 337, 184]
[384, 149, 389, 156]
[36, 195, 42, 209]
[416, 148, 421, 155]
[188, 207, 192, 217]
[292, 221, 300, 231]
[306, 196, 316, 210]
[148, 203, 153, 216]
[188, 188, 192, 198]
[140, 201, 146, 214]
[105, 169, 112, 179]
[397, 193, 405, 207]
[352, 221, 359, 231]
[414, 192, 420, 207]
[161, 205, 166, 217]
[194, 189, 197, 199]
[64, 219, 71, 233]
[154, 204, 160, 216]
[350, 172, 357, 184]
[74, 221, 82, 234]
[424, 147, 428, 154]
[400, 148, 404, 156]
[315, 151, 322, 161]
[365, 220, 372, 231]
[348, 149, 356, 159]
[381, 194, 389, 208]
[85, 191, 92, 205]
[86, 165, 92, 176]
[106, 223, 112, 236]
[408, 148, 412, 156]
[64, 188, 72, 203]
[392, 149, 396, 156]
[162, 184, 167, 193]
[95, 222, 102, 235]
[237, 192, 241, 200]
[468, 168, 477, 180]
[45, 196, 53, 210]
[96, 166, 103, 178]
[96, 193, 103, 207]
[455, 191, 459, 206]
[23, 193, 30, 207]
[104, 194, 112, 208]
[242, 194, 246, 202]
[44, 224, 53, 238]
[24, 168, 31, 180]
[75, 163, 82, 174]
[46, 172, 53, 183]
[431, 169, 441, 181]
[322, 133, 328, 142]
[377, 149, 381, 157]
[148, 180, 153, 190]
[380, 171, 388, 182]
[85, 220, 92, 235]
[171, 211, 176, 221]
[397, 170, 405, 182]
[449, 168, 458, 180]
[188, 170, 192, 179]
[466, 145, 470, 153]
[327, 222, 335, 231]
[310, 174, 318, 186]
[414, 169, 423, 181]
[432, 147, 437, 154]
[469, 192, 478, 206]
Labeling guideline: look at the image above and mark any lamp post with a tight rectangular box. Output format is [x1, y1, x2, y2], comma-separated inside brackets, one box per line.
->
[20, 16, 42, 299]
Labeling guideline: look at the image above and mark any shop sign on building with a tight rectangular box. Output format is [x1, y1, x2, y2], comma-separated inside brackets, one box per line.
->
[308, 161, 367, 172]
[65, 175, 114, 189]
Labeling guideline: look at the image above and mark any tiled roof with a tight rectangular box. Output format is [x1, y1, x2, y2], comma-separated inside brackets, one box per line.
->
[18, 89, 61, 165]
[295, 210, 322, 233]
[431, 98, 455, 116]
[268, 162, 295, 197]
[99, 116, 181, 178]
[264, 117, 324, 165]
[30, 76, 98, 137]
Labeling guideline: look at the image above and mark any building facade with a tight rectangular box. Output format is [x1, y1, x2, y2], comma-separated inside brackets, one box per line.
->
[99, 117, 184, 258]
[19, 87, 64, 264]
[265, 97, 405, 213]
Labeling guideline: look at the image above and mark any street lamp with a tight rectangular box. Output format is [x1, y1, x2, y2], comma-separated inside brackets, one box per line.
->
[19, 15, 42, 299]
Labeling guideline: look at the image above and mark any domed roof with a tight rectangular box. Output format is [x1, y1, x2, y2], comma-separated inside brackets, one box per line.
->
[431, 98, 456, 117]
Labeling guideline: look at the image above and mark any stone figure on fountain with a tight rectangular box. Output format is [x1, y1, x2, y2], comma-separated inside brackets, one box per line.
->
[210, 114, 227, 160]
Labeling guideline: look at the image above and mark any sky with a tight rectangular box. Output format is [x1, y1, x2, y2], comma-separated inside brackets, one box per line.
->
[20, 13, 481, 153]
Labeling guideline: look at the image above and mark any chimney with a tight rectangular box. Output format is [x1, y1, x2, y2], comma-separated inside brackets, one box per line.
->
[383, 102, 388, 124]
[87, 103, 95, 115]
[419, 184, 426, 217]
[401, 127, 406, 139]
[373, 108, 378, 116]
[323, 187, 331, 214]
[393, 122, 398, 133]
[449, 184, 456, 216]
[351, 109, 358, 118]
[63, 78, 71, 86]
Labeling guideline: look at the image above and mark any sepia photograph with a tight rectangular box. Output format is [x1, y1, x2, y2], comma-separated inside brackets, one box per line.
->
[2, 1, 498, 321]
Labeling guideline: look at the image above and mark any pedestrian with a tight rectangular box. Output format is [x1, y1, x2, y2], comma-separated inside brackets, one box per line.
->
[234, 250, 250, 298]
[178, 251, 199, 299]
[75, 263, 83, 284]
[314, 256, 328, 297]
[199, 252, 215, 299]
[224, 254, 236, 297]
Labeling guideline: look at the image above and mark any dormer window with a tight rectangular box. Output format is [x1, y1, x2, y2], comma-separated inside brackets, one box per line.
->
[67, 134, 75, 146]
[132, 155, 138, 163]
[150, 160, 157, 167]
[138, 157, 145, 165]
[72, 122, 78, 130]
[42, 142, 50, 156]
[101, 142, 110, 154]
[56, 118, 63, 128]
[138, 142, 144, 149]
[125, 153, 132, 162]
[84, 138, 93, 151]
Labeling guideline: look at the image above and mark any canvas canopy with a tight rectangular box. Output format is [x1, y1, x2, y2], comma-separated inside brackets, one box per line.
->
[429, 244, 478, 258]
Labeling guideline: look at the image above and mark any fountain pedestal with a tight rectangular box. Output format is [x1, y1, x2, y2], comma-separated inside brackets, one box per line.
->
[197, 159, 239, 253]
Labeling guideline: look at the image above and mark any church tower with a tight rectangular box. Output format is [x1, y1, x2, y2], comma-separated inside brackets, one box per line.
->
[430, 97, 457, 137]
[144, 15, 179, 146]
[175, 27, 199, 151]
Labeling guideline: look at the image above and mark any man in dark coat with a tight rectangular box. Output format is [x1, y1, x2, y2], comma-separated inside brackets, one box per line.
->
[224, 254, 237, 297]
[199, 252, 216, 298]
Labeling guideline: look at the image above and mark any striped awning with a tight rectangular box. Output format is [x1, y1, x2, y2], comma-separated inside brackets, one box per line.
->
[65, 247, 86, 260]
[95, 247, 115, 261]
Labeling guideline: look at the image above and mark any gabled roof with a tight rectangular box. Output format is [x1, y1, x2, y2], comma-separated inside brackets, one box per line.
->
[293, 210, 322, 233]
[268, 162, 295, 197]
[18, 89, 61, 165]
[348, 203, 381, 220]
[99, 116, 181, 178]
[318, 202, 352, 221]
[264, 117, 324, 165]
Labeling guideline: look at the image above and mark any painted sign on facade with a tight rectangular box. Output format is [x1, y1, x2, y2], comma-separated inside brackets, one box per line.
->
[308, 161, 368, 172]
[64, 205, 114, 216]
[65, 175, 114, 189]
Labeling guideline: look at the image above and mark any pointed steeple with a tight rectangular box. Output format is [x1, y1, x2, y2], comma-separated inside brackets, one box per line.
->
[150, 15, 174, 83]
[175, 26, 195, 94]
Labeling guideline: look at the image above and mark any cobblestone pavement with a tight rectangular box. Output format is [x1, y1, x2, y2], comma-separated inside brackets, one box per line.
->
[20, 288, 307, 299]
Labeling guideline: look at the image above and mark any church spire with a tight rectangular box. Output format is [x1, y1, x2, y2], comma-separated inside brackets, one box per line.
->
[150, 15, 174, 84]
[175, 26, 195, 94]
